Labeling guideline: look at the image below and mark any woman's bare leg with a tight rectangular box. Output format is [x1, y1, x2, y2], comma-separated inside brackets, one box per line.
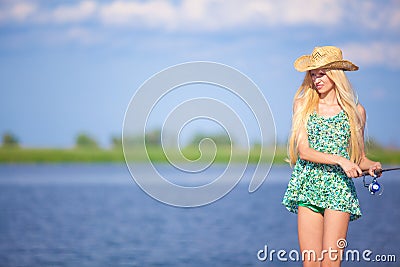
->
[298, 206, 324, 267]
[321, 209, 350, 267]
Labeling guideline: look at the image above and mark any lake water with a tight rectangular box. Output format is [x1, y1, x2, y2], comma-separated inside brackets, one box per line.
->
[0, 163, 399, 266]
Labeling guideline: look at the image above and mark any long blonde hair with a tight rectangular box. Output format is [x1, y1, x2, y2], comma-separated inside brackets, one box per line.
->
[288, 69, 364, 166]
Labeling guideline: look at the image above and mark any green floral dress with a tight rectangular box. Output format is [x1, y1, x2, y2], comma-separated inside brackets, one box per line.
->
[282, 110, 362, 221]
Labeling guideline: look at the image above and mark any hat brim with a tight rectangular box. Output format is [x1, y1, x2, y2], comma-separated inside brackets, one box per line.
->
[294, 55, 359, 72]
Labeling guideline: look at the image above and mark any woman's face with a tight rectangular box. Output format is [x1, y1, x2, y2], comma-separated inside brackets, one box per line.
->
[310, 69, 335, 95]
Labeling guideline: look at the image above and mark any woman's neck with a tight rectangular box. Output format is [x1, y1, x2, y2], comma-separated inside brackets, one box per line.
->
[318, 89, 338, 106]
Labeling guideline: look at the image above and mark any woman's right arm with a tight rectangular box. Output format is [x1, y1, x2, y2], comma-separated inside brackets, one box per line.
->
[294, 100, 362, 178]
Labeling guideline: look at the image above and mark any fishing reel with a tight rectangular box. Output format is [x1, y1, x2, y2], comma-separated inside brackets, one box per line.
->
[363, 171, 384, 195]
[361, 167, 400, 195]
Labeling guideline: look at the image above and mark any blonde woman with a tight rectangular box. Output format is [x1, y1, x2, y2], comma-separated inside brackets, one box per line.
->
[282, 46, 381, 267]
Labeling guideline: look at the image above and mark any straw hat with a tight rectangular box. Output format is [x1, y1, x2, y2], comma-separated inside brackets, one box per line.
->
[294, 46, 358, 72]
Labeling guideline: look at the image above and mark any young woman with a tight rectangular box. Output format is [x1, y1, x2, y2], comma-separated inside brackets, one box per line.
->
[282, 46, 381, 267]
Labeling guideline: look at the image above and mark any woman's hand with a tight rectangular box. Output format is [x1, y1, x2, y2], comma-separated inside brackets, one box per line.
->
[338, 158, 362, 178]
[367, 161, 382, 177]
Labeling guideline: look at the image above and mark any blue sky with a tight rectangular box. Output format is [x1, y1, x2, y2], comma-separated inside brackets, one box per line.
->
[1, 0, 400, 148]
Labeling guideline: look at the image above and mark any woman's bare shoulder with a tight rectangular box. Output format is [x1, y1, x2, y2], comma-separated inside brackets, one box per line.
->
[356, 102, 365, 114]
[356, 102, 367, 126]
[293, 97, 305, 113]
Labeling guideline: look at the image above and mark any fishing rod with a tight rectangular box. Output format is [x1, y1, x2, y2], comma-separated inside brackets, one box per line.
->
[361, 167, 400, 177]
[361, 167, 400, 195]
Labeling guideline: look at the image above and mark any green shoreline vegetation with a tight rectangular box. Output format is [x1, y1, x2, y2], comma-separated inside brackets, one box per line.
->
[0, 146, 285, 164]
[1, 145, 399, 165]
[0, 131, 399, 164]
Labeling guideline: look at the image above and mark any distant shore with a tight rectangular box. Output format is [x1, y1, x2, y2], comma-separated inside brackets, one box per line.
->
[0, 146, 399, 165]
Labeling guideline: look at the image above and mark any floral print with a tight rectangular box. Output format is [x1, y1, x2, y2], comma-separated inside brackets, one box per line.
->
[282, 110, 362, 221]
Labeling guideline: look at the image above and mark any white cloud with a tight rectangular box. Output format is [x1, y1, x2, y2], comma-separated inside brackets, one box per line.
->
[0, 2, 37, 23]
[258, 0, 342, 26]
[342, 42, 400, 69]
[369, 88, 386, 100]
[95, 0, 343, 31]
[1, 0, 400, 70]
[1, 0, 399, 33]
[63, 27, 101, 45]
[52, 1, 97, 23]
[354, 0, 400, 30]
[388, 7, 400, 28]
[99, 0, 176, 28]
[0, 0, 352, 30]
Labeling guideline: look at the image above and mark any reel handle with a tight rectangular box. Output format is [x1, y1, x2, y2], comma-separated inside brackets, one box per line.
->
[361, 169, 382, 177]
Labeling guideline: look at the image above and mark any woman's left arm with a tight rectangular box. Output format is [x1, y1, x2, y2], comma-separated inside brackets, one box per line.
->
[357, 104, 382, 176]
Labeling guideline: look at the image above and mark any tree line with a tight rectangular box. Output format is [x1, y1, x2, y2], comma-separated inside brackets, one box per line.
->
[1, 130, 233, 149]
[1, 130, 389, 150]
